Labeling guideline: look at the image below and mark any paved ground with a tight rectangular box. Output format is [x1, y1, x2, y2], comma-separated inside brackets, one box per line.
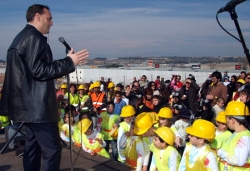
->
[0, 132, 131, 171]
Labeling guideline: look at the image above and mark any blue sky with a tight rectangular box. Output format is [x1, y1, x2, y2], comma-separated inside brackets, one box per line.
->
[0, 0, 249, 60]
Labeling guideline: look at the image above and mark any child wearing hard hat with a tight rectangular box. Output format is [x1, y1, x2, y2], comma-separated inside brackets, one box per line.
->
[119, 121, 144, 171]
[79, 118, 110, 158]
[100, 101, 120, 161]
[178, 119, 218, 171]
[133, 112, 157, 171]
[217, 101, 250, 170]
[117, 105, 136, 163]
[149, 127, 181, 171]
[210, 111, 232, 151]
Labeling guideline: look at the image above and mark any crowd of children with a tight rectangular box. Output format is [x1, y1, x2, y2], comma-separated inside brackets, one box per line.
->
[55, 73, 250, 171]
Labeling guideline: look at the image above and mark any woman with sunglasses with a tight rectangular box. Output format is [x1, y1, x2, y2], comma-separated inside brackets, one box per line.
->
[179, 78, 200, 115]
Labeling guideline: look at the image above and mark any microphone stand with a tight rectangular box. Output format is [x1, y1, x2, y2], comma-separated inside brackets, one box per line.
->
[228, 8, 250, 65]
[65, 48, 74, 171]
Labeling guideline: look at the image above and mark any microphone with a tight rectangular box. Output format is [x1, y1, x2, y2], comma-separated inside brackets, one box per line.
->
[217, 0, 246, 13]
[59, 37, 71, 51]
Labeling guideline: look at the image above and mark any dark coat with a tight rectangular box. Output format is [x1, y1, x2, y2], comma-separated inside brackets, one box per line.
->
[0, 24, 75, 123]
[179, 81, 200, 114]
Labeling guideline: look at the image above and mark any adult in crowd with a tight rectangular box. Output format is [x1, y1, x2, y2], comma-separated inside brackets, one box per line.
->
[227, 75, 237, 103]
[147, 81, 160, 95]
[222, 71, 229, 82]
[100, 77, 106, 92]
[154, 76, 161, 89]
[140, 88, 154, 113]
[0, 4, 89, 171]
[200, 73, 212, 99]
[206, 71, 228, 106]
[179, 78, 200, 114]
[125, 81, 143, 101]
[176, 75, 183, 89]
[139, 75, 148, 90]
[240, 71, 246, 80]
[245, 72, 250, 83]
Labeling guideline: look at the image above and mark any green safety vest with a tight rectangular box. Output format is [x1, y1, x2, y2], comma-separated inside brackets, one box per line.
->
[219, 130, 250, 171]
[0, 115, 10, 128]
[81, 132, 110, 158]
[153, 146, 180, 171]
[210, 130, 232, 150]
[100, 112, 120, 140]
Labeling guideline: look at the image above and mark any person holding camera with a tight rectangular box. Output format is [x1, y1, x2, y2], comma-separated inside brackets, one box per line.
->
[179, 78, 200, 114]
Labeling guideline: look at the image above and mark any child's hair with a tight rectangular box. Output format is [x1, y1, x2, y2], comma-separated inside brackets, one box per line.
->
[79, 111, 90, 121]
[154, 134, 168, 145]
[63, 112, 75, 124]
[216, 97, 225, 104]
[115, 91, 122, 96]
[65, 105, 76, 113]
[106, 101, 115, 108]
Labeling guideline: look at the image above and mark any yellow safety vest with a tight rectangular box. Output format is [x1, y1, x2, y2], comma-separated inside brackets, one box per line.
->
[219, 130, 250, 171]
[81, 132, 110, 158]
[72, 123, 81, 146]
[154, 146, 180, 171]
[125, 136, 143, 168]
[65, 93, 80, 105]
[100, 112, 120, 140]
[0, 115, 10, 128]
[185, 143, 214, 171]
[118, 121, 131, 162]
[210, 130, 232, 150]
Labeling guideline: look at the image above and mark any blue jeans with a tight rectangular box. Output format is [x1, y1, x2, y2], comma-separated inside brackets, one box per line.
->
[105, 140, 118, 161]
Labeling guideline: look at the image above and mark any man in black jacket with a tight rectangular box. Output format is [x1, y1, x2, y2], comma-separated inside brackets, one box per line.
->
[0, 4, 88, 171]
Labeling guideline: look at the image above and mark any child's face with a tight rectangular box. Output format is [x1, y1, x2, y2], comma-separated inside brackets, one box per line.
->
[142, 127, 154, 137]
[173, 97, 179, 103]
[123, 115, 134, 123]
[153, 98, 159, 106]
[159, 117, 170, 127]
[188, 135, 204, 146]
[70, 86, 76, 93]
[79, 90, 84, 94]
[240, 94, 247, 103]
[65, 114, 73, 124]
[107, 104, 114, 114]
[216, 121, 228, 132]
[61, 88, 67, 94]
[217, 101, 224, 108]
[146, 94, 152, 100]
[84, 128, 92, 136]
[153, 136, 166, 149]
[115, 94, 122, 101]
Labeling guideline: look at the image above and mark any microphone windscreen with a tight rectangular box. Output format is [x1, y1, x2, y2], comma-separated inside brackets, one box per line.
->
[59, 37, 65, 43]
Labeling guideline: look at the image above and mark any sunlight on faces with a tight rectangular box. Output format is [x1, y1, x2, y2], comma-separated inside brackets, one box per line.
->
[216, 121, 228, 132]
[123, 115, 134, 123]
[158, 117, 171, 127]
[153, 136, 166, 149]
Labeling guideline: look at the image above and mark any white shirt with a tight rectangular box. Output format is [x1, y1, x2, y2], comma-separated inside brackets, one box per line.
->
[179, 144, 219, 171]
[217, 134, 250, 166]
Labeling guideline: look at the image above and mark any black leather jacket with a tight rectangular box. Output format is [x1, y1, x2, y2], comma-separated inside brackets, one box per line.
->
[0, 24, 75, 123]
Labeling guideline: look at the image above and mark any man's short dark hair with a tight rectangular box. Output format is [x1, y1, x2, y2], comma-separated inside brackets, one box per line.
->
[211, 71, 222, 81]
[26, 4, 50, 22]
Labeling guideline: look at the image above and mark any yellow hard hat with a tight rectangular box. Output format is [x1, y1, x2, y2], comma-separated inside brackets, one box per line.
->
[108, 82, 115, 89]
[92, 81, 101, 88]
[134, 113, 154, 135]
[148, 112, 159, 124]
[153, 127, 175, 146]
[237, 79, 245, 85]
[216, 111, 226, 124]
[78, 85, 85, 90]
[186, 119, 215, 140]
[61, 84, 67, 89]
[120, 105, 136, 117]
[225, 101, 250, 116]
[110, 127, 118, 138]
[157, 107, 173, 119]
[89, 84, 94, 90]
[78, 118, 92, 134]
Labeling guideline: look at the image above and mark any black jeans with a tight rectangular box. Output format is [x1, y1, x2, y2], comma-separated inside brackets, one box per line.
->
[23, 122, 62, 171]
